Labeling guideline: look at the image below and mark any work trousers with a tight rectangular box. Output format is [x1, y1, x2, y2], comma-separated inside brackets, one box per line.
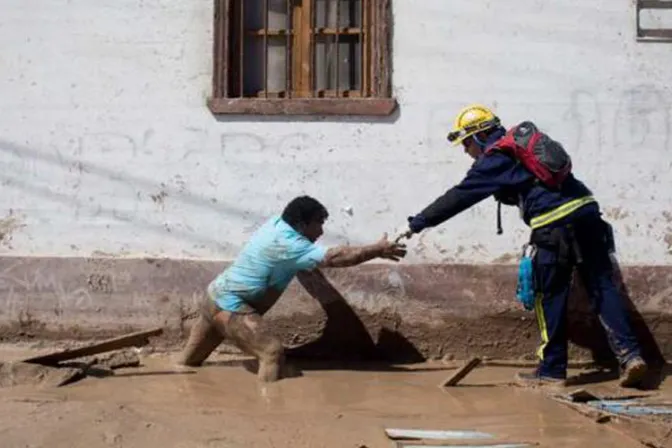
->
[532, 214, 642, 379]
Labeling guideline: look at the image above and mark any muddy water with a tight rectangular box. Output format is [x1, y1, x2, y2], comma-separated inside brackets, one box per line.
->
[0, 352, 647, 448]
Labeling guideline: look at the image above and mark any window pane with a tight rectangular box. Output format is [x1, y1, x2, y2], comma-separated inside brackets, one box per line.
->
[315, 35, 360, 92]
[315, 0, 361, 28]
[243, 38, 264, 96]
[243, 0, 264, 30]
[268, 0, 290, 30]
[244, 0, 290, 30]
[243, 38, 287, 95]
[339, 37, 361, 91]
[267, 38, 288, 93]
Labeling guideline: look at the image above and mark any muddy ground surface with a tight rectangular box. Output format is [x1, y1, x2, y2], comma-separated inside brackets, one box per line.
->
[0, 345, 670, 448]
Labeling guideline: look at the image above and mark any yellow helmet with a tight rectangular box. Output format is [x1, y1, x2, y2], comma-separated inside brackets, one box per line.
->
[447, 104, 501, 146]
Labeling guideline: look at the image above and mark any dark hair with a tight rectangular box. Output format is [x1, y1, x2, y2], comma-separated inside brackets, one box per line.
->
[281, 196, 329, 228]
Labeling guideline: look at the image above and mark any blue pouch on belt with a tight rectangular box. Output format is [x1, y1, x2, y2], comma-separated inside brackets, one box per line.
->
[516, 244, 537, 311]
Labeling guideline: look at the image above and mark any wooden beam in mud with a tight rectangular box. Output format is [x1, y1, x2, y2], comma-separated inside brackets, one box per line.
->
[440, 357, 482, 387]
[22, 328, 163, 367]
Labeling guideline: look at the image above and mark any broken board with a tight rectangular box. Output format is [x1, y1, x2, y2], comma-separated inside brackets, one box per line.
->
[384, 429, 494, 441]
[384, 428, 535, 447]
[22, 328, 163, 366]
[440, 357, 482, 387]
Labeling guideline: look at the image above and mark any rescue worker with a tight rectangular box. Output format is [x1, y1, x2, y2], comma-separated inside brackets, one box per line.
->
[177, 195, 407, 382]
[405, 104, 648, 388]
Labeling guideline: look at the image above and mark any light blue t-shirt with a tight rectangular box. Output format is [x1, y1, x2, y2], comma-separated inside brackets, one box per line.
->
[210, 216, 327, 312]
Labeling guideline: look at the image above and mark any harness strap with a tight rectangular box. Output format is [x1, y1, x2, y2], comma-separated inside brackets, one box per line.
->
[496, 200, 503, 235]
[530, 196, 596, 229]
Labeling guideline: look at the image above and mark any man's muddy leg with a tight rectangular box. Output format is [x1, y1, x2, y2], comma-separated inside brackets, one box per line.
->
[177, 313, 225, 367]
[257, 337, 285, 382]
[219, 311, 285, 382]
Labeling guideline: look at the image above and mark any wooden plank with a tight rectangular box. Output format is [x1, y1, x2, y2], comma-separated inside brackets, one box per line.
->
[207, 97, 397, 116]
[400, 444, 532, 448]
[291, 1, 301, 96]
[371, 0, 392, 97]
[246, 29, 292, 36]
[251, 89, 363, 98]
[385, 428, 494, 441]
[440, 357, 482, 387]
[22, 328, 163, 366]
[361, 0, 370, 96]
[639, 0, 672, 9]
[290, 0, 312, 97]
[247, 27, 361, 36]
[481, 359, 596, 369]
[212, 0, 231, 98]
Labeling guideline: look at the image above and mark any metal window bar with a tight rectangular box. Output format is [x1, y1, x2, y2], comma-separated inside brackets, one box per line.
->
[637, 0, 672, 42]
[360, 0, 366, 97]
[239, 0, 244, 96]
[286, 0, 292, 98]
[312, 0, 317, 97]
[334, 0, 340, 97]
[263, 0, 269, 97]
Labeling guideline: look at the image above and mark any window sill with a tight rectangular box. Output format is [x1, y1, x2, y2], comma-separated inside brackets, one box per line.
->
[207, 97, 397, 117]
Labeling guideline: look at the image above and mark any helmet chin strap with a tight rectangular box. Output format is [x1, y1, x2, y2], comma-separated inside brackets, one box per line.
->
[473, 133, 487, 150]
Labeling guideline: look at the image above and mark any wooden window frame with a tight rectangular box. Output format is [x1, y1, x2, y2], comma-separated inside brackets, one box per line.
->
[636, 0, 672, 42]
[207, 0, 397, 117]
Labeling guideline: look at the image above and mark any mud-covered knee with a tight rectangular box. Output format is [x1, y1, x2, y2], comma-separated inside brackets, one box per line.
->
[260, 339, 284, 362]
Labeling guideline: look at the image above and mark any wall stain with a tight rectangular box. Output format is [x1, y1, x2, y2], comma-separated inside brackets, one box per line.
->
[492, 252, 517, 264]
[604, 206, 630, 221]
[150, 186, 168, 208]
[87, 273, 113, 294]
[0, 213, 25, 247]
[665, 233, 672, 255]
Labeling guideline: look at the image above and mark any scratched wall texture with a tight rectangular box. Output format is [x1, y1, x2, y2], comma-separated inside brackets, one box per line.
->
[0, 0, 671, 265]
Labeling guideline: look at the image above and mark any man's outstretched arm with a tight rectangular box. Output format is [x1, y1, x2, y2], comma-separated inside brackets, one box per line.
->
[318, 233, 406, 268]
[408, 152, 523, 233]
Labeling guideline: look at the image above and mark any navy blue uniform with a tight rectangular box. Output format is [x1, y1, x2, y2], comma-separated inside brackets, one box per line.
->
[411, 130, 642, 379]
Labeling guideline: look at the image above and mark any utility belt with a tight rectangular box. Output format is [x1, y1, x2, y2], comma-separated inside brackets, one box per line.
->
[516, 224, 585, 311]
[515, 225, 583, 312]
[515, 196, 612, 311]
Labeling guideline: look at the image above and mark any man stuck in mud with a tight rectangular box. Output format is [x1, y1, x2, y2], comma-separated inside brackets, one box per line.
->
[177, 195, 407, 382]
[404, 104, 648, 388]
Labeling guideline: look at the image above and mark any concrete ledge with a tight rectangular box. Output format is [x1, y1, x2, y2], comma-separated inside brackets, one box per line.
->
[0, 256, 670, 365]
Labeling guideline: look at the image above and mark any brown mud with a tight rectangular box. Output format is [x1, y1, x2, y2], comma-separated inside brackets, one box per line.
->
[0, 347, 670, 448]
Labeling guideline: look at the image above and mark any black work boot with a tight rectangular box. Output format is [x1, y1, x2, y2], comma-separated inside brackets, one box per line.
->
[619, 356, 647, 388]
[514, 370, 566, 388]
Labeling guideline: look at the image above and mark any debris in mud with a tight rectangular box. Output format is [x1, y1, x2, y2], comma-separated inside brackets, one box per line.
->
[0, 349, 142, 389]
[440, 357, 482, 387]
[21, 327, 162, 366]
[550, 388, 672, 447]
[0, 328, 161, 388]
[0, 361, 84, 388]
[384, 427, 537, 447]
[84, 349, 141, 370]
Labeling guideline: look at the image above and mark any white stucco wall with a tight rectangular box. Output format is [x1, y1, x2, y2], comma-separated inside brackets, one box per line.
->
[0, 0, 671, 265]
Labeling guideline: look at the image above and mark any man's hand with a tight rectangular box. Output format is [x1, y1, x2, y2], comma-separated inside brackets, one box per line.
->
[374, 233, 407, 262]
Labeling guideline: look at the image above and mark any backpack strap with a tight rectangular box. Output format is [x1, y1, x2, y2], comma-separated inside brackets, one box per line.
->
[496, 199, 503, 235]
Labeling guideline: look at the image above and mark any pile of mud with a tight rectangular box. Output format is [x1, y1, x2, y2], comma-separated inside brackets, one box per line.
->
[0, 349, 141, 389]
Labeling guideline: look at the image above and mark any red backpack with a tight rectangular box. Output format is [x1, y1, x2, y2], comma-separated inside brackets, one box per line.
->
[485, 121, 572, 189]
